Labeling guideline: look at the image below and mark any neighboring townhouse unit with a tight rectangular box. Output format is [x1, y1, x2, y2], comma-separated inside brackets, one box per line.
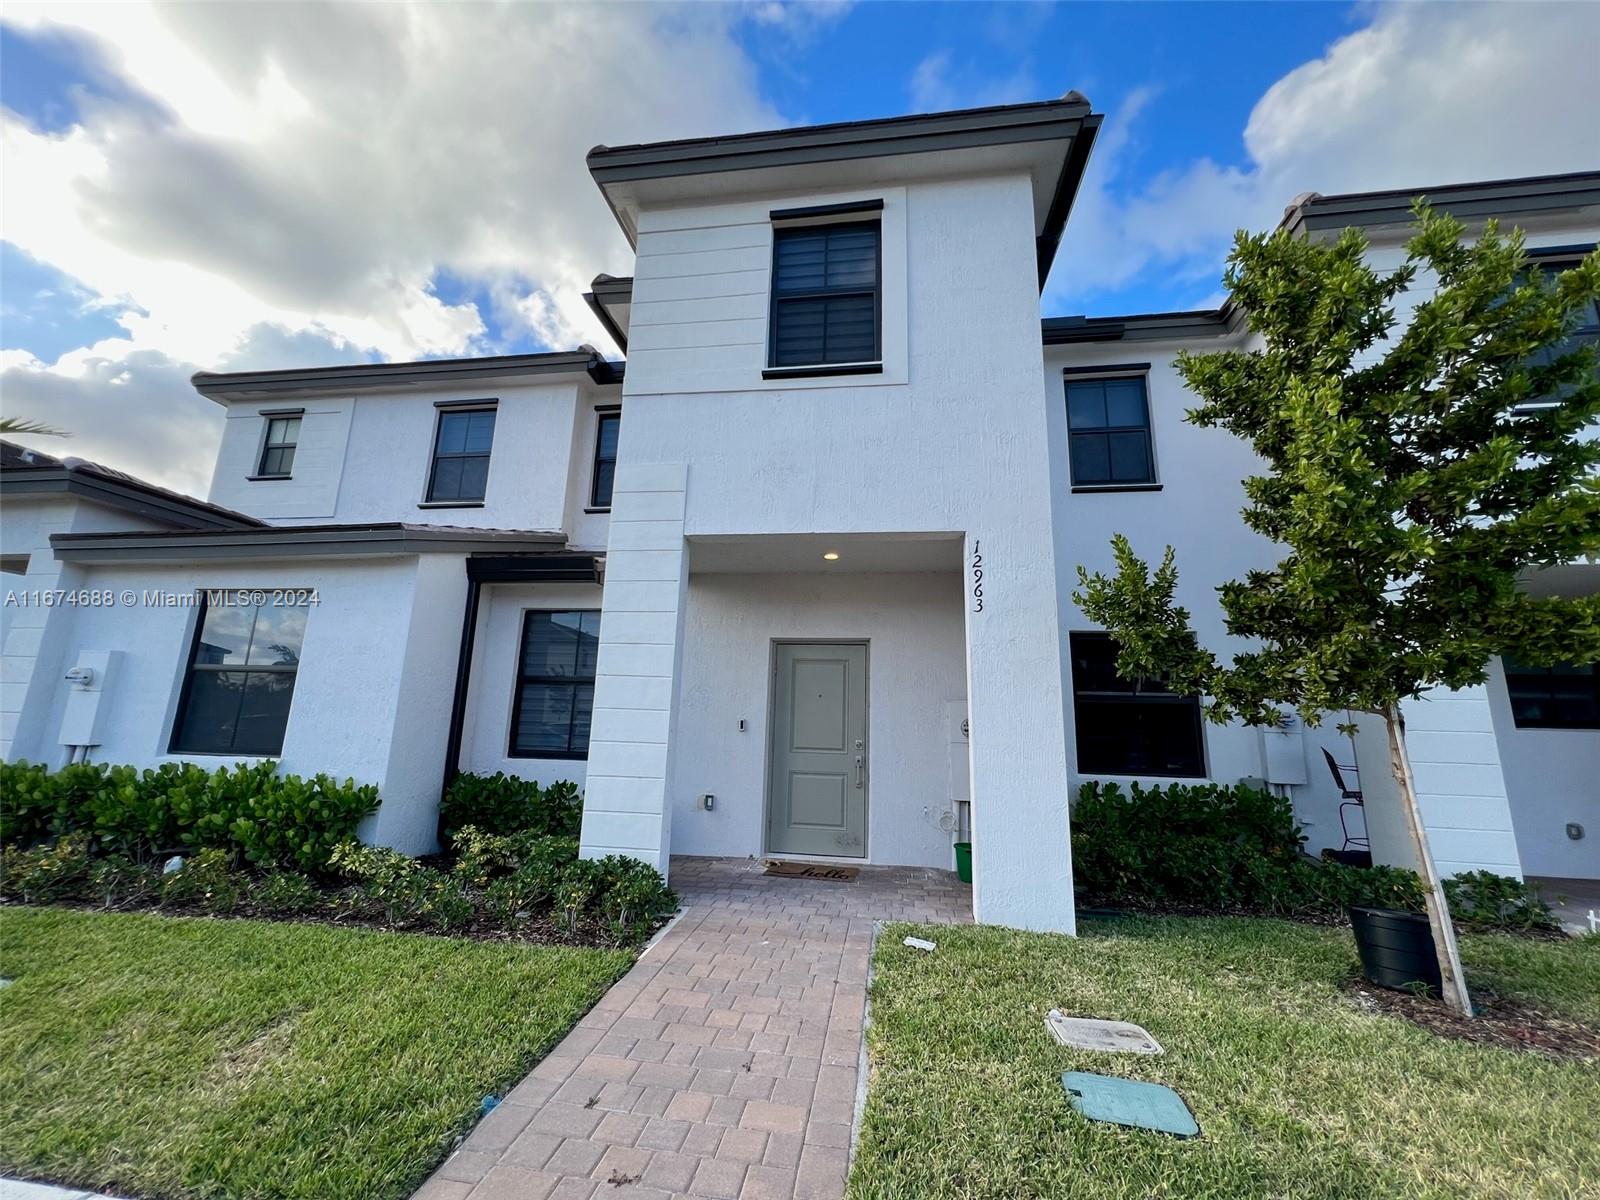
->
[2, 95, 1595, 933]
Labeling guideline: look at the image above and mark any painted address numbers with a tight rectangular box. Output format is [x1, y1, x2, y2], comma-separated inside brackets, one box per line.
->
[971, 539, 984, 612]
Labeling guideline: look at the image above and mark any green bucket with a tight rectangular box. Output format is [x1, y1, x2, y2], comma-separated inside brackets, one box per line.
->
[954, 841, 972, 884]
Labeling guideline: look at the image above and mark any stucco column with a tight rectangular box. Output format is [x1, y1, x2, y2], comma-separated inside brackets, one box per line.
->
[579, 463, 689, 874]
[962, 529, 1078, 933]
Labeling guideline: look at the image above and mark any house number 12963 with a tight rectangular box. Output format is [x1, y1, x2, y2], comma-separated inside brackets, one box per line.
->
[971, 540, 984, 612]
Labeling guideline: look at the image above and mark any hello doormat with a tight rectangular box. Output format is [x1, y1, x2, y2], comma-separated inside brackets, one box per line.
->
[763, 860, 860, 881]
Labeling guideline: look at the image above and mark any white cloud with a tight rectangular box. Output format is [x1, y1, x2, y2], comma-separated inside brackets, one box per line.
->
[908, 49, 1037, 113]
[1, 1, 784, 490]
[1050, 2, 1600, 312]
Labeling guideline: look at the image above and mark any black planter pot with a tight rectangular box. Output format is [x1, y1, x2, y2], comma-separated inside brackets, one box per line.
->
[1348, 905, 1443, 994]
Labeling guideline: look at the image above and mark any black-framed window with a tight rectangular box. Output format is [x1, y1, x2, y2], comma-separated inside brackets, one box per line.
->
[1066, 376, 1156, 486]
[769, 221, 881, 368]
[1070, 631, 1204, 777]
[1503, 655, 1600, 730]
[426, 407, 496, 503]
[1516, 253, 1600, 411]
[171, 591, 306, 756]
[510, 610, 599, 758]
[590, 411, 620, 509]
[256, 415, 300, 478]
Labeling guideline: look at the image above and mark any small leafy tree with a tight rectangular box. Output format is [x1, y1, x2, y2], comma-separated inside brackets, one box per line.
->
[1075, 204, 1600, 1016]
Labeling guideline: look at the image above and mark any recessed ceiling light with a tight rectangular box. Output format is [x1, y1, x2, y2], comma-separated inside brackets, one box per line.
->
[822, 552, 840, 561]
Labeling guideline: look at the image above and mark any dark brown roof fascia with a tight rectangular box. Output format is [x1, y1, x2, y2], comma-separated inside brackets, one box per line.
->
[50, 522, 566, 562]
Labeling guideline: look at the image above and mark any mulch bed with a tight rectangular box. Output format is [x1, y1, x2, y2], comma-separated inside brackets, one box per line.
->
[1346, 980, 1600, 1061]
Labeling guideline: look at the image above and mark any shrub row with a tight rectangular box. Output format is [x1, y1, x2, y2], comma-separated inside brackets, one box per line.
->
[439, 772, 581, 842]
[2, 825, 676, 944]
[1070, 780, 1557, 932]
[1, 759, 377, 873]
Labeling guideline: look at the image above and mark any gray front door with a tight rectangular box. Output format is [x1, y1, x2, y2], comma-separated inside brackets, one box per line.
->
[767, 642, 868, 858]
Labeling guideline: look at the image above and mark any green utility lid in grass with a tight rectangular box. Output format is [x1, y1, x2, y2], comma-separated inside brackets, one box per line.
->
[1061, 1072, 1200, 1138]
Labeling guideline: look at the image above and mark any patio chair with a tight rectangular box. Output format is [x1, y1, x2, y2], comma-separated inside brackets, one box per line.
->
[1321, 747, 1369, 852]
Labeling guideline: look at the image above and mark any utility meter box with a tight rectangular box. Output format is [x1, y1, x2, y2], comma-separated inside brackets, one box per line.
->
[1260, 713, 1308, 785]
[59, 650, 120, 748]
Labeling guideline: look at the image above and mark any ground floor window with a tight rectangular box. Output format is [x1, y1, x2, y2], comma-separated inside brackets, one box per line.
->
[510, 610, 599, 758]
[1070, 631, 1205, 777]
[171, 591, 306, 755]
[1503, 655, 1600, 729]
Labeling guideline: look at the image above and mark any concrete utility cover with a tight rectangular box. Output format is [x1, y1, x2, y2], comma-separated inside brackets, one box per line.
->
[1061, 1071, 1200, 1138]
[1045, 1010, 1164, 1055]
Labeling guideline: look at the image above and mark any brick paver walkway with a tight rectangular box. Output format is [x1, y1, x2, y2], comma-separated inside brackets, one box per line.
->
[415, 855, 972, 1200]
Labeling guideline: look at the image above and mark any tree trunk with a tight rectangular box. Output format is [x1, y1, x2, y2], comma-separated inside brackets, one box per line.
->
[1383, 703, 1473, 1017]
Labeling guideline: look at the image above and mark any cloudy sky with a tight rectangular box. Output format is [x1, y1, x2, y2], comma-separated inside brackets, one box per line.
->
[2, 0, 1597, 496]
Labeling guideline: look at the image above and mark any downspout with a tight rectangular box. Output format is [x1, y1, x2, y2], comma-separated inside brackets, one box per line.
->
[440, 572, 483, 808]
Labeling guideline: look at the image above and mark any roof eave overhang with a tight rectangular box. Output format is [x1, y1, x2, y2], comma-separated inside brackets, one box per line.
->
[191, 349, 623, 404]
[50, 523, 568, 564]
[588, 98, 1101, 293]
[1283, 171, 1600, 239]
[0, 469, 263, 530]
[583, 289, 629, 354]
[1042, 305, 1241, 346]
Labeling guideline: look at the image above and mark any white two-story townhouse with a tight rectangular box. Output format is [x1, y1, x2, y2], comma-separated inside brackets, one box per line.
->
[3, 95, 1595, 932]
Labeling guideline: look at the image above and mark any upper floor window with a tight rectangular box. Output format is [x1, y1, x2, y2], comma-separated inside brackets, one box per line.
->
[171, 591, 306, 756]
[1503, 655, 1600, 730]
[511, 610, 600, 758]
[1066, 373, 1156, 487]
[1070, 631, 1204, 777]
[427, 405, 496, 504]
[1517, 251, 1600, 411]
[590, 410, 620, 509]
[768, 220, 881, 370]
[255, 413, 301, 478]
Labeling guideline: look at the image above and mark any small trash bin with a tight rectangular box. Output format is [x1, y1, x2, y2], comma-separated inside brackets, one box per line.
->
[954, 841, 972, 884]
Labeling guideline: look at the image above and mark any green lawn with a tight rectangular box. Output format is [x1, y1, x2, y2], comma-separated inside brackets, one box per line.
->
[0, 907, 632, 1199]
[853, 917, 1600, 1200]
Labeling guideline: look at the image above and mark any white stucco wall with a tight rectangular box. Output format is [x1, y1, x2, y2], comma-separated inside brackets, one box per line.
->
[1043, 343, 1353, 849]
[460, 579, 604, 788]
[207, 397, 354, 521]
[207, 378, 621, 532]
[1, 497, 163, 759]
[592, 170, 1079, 931]
[1352, 689, 1523, 880]
[669, 570, 966, 869]
[1486, 658, 1600, 880]
[9, 554, 467, 854]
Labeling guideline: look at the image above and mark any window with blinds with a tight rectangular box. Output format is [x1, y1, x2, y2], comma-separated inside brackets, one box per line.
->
[769, 221, 881, 369]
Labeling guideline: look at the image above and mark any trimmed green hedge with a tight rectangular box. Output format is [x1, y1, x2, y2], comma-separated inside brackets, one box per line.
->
[438, 772, 581, 843]
[1070, 780, 1557, 931]
[0, 759, 377, 873]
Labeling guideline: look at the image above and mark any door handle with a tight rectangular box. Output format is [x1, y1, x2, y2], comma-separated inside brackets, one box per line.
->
[855, 755, 864, 789]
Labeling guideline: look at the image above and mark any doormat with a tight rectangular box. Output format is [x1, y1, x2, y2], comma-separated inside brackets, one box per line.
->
[763, 860, 860, 881]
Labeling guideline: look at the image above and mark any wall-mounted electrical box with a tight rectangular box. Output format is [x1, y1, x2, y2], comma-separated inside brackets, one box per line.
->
[1260, 713, 1308, 786]
[59, 650, 120, 748]
[698, 793, 715, 812]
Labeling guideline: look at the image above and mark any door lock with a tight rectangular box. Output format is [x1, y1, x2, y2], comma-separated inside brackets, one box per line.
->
[855, 755, 864, 789]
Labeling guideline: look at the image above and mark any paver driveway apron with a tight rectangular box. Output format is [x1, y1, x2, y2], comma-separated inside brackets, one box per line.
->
[416, 855, 972, 1200]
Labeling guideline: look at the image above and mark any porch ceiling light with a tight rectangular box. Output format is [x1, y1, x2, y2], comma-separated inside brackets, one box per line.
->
[823, 551, 840, 561]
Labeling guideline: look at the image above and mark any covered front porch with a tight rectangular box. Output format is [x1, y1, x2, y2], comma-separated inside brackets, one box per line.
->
[667, 531, 970, 874]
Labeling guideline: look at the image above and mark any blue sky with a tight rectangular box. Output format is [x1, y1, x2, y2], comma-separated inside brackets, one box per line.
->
[0, 2, 1363, 362]
[2, 2, 1595, 491]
